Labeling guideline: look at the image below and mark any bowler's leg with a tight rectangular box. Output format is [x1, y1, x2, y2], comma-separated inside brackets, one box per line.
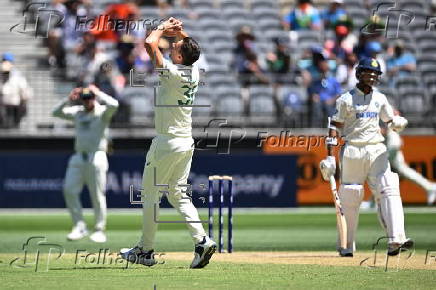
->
[166, 149, 207, 244]
[138, 146, 175, 251]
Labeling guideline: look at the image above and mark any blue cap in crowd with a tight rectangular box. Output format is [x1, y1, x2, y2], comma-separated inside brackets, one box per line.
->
[365, 41, 382, 55]
[2, 52, 14, 62]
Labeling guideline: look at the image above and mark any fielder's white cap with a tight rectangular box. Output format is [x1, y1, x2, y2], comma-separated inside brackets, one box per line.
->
[332, 0, 344, 3]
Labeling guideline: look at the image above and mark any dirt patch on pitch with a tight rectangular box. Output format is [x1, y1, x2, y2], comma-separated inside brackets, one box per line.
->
[167, 251, 436, 270]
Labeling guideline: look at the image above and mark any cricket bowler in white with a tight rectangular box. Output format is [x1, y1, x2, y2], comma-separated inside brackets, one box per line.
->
[387, 125, 436, 205]
[120, 18, 217, 268]
[52, 85, 119, 243]
[320, 58, 414, 257]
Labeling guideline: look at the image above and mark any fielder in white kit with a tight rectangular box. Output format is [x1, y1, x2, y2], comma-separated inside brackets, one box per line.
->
[320, 58, 414, 257]
[121, 17, 216, 268]
[387, 126, 436, 205]
[52, 85, 119, 243]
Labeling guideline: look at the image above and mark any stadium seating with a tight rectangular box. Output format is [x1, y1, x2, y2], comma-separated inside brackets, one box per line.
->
[5, 0, 436, 132]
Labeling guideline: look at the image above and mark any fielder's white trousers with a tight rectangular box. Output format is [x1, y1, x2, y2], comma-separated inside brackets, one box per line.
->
[63, 151, 108, 231]
[138, 137, 206, 251]
[391, 150, 434, 192]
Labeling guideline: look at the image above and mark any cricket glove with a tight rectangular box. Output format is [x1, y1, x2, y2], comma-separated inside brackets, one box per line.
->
[390, 115, 408, 133]
[319, 156, 336, 181]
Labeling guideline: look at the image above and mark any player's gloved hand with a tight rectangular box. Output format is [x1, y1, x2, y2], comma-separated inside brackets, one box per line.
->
[319, 156, 336, 181]
[390, 115, 408, 133]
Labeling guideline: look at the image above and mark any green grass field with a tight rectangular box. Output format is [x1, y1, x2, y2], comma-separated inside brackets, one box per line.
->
[1, 209, 436, 289]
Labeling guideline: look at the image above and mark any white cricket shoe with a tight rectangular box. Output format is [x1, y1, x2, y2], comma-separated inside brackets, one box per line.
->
[190, 236, 217, 269]
[67, 223, 88, 241]
[90, 230, 107, 243]
[120, 247, 157, 267]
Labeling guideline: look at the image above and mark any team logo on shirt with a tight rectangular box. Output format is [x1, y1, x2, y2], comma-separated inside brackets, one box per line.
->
[374, 101, 379, 108]
[356, 112, 378, 118]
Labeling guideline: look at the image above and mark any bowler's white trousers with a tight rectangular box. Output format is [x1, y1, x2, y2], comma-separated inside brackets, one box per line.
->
[63, 151, 108, 231]
[138, 136, 207, 251]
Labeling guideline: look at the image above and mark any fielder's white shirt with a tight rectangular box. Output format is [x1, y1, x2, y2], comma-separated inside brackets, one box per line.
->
[153, 59, 199, 151]
[332, 87, 394, 145]
[52, 91, 119, 152]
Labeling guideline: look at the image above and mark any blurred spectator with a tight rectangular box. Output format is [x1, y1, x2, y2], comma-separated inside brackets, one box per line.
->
[336, 52, 358, 90]
[233, 27, 269, 116]
[115, 35, 136, 75]
[301, 47, 336, 88]
[386, 40, 416, 79]
[365, 41, 386, 76]
[94, 61, 124, 99]
[324, 18, 356, 61]
[63, 1, 87, 55]
[282, 0, 322, 31]
[282, 90, 304, 127]
[234, 26, 257, 58]
[45, 0, 86, 68]
[91, 0, 140, 44]
[240, 52, 269, 86]
[353, 15, 385, 60]
[46, 0, 67, 67]
[266, 38, 291, 83]
[94, 62, 129, 125]
[300, 49, 338, 126]
[322, 0, 348, 30]
[234, 26, 267, 88]
[78, 41, 112, 84]
[266, 38, 291, 74]
[0, 53, 32, 128]
[308, 59, 341, 127]
[75, 31, 97, 61]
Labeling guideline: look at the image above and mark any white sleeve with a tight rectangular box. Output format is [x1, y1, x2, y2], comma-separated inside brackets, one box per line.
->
[96, 91, 119, 122]
[331, 96, 348, 123]
[52, 99, 79, 121]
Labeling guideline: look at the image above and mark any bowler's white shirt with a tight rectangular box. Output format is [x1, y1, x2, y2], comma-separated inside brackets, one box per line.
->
[155, 59, 199, 138]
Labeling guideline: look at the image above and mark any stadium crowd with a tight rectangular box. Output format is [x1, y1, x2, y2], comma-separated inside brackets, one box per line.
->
[11, 0, 436, 128]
